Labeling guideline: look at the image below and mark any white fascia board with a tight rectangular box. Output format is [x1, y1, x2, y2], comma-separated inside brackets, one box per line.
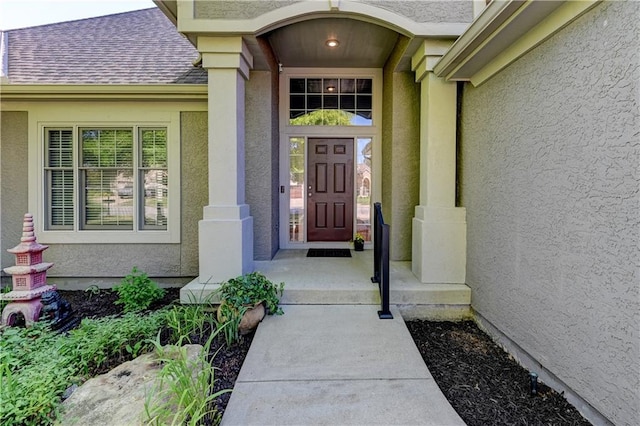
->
[434, 0, 601, 86]
[0, 84, 208, 101]
[153, 0, 178, 25]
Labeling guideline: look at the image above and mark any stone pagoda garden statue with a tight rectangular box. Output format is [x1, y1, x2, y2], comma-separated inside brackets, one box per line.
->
[1, 213, 77, 330]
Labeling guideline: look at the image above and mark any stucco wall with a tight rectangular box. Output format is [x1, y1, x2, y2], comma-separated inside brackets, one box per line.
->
[0, 112, 29, 282]
[195, 0, 301, 20]
[195, 0, 472, 23]
[459, 2, 639, 424]
[0, 108, 207, 285]
[366, 1, 472, 23]
[180, 111, 209, 274]
[382, 50, 420, 260]
[245, 69, 279, 260]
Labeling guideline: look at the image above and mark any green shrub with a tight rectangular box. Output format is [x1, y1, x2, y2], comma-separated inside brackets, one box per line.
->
[113, 267, 166, 312]
[217, 272, 284, 345]
[219, 272, 284, 316]
[0, 284, 12, 312]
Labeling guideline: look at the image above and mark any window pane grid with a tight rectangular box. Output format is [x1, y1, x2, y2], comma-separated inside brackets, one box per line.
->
[141, 129, 167, 168]
[142, 169, 168, 229]
[48, 170, 74, 228]
[140, 129, 168, 230]
[44, 126, 169, 232]
[45, 129, 74, 228]
[289, 78, 372, 126]
[47, 129, 73, 168]
[83, 169, 133, 229]
[81, 129, 133, 168]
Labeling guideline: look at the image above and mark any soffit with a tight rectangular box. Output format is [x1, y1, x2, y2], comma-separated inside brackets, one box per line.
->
[265, 18, 399, 68]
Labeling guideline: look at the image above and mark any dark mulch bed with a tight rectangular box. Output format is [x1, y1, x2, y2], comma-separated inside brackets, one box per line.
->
[57, 290, 590, 424]
[406, 320, 592, 426]
[58, 288, 253, 419]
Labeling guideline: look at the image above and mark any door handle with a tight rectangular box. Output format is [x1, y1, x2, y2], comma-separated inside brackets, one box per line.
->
[308, 192, 313, 197]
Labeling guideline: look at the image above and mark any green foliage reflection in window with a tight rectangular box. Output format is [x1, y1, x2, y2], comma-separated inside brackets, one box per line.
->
[289, 77, 372, 126]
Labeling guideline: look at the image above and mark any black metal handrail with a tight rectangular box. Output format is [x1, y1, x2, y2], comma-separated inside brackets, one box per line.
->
[371, 202, 393, 319]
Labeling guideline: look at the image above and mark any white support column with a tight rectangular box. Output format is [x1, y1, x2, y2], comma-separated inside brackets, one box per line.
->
[198, 37, 254, 283]
[411, 40, 467, 284]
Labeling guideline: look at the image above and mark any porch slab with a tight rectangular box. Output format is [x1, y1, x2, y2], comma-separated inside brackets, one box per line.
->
[181, 250, 471, 319]
[221, 304, 465, 425]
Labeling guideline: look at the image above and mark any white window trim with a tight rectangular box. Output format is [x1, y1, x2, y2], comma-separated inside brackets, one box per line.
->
[29, 108, 181, 244]
[278, 68, 382, 249]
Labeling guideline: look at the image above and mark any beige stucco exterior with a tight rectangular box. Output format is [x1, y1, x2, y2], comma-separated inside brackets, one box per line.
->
[382, 43, 420, 261]
[193, 0, 472, 23]
[2, 1, 638, 422]
[0, 112, 29, 277]
[0, 100, 208, 286]
[459, 2, 639, 424]
[245, 69, 280, 260]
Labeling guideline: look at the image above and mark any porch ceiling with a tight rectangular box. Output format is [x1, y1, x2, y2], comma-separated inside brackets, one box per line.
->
[265, 18, 399, 68]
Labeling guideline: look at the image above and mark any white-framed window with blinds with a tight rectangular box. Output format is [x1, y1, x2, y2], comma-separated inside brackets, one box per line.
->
[43, 126, 171, 236]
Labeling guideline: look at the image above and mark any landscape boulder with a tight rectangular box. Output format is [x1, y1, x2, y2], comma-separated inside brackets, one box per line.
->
[58, 344, 204, 425]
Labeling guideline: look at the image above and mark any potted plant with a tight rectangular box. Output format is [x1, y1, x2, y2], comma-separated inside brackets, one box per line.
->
[353, 233, 365, 251]
[217, 272, 284, 344]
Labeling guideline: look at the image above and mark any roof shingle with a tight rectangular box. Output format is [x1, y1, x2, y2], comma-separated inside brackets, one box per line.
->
[6, 8, 207, 84]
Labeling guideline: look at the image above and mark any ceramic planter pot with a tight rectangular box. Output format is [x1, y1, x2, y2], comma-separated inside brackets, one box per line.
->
[217, 301, 266, 335]
[354, 240, 364, 251]
[239, 302, 266, 334]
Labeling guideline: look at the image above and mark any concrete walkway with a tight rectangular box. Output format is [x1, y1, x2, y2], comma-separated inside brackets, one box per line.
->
[221, 305, 465, 425]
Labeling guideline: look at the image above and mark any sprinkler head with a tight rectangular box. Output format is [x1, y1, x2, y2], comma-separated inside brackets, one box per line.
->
[530, 372, 539, 396]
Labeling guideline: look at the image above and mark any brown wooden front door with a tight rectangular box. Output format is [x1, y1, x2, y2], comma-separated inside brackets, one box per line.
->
[307, 138, 354, 241]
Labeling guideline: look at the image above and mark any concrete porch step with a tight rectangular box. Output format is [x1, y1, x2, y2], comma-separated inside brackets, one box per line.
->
[181, 250, 471, 320]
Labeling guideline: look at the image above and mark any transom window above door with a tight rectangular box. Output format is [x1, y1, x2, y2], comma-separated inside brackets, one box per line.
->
[289, 78, 372, 126]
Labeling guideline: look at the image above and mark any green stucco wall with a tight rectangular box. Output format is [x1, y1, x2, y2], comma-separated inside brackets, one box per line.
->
[195, 0, 301, 20]
[0, 111, 29, 283]
[245, 69, 279, 260]
[459, 2, 639, 424]
[382, 42, 421, 261]
[194, 0, 472, 23]
[366, 1, 472, 23]
[180, 111, 209, 274]
[1, 109, 208, 287]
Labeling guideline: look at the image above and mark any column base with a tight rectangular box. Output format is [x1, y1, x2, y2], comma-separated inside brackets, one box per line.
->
[412, 206, 466, 284]
[199, 213, 253, 283]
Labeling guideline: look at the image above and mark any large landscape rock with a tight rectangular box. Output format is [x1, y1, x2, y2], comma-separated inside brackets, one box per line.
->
[58, 344, 204, 426]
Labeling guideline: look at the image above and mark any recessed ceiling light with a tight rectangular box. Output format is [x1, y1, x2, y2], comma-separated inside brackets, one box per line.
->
[326, 86, 336, 92]
[326, 39, 339, 48]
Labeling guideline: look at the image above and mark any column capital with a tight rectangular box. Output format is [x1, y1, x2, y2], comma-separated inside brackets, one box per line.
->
[198, 36, 253, 80]
[411, 39, 454, 82]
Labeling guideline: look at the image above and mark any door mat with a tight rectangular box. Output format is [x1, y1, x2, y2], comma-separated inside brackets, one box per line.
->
[306, 248, 352, 258]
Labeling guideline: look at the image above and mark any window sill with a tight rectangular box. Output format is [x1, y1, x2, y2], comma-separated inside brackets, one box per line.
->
[37, 230, 179, 244]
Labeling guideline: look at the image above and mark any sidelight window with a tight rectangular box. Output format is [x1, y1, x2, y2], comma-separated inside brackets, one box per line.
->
[289, 137, 305, 242]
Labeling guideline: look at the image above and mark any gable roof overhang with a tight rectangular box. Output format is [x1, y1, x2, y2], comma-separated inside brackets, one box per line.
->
[434, 0, 601, 86]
